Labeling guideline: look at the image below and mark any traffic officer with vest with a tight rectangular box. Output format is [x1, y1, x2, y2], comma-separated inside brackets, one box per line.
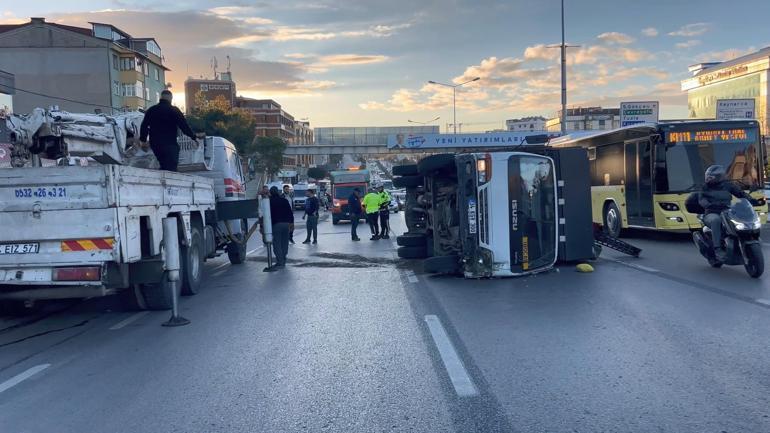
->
[362, 186, 382, 240]
[377, 183, 391, 239]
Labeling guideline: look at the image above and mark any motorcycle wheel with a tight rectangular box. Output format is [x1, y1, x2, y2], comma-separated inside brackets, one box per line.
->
[744, 243, 764, 278]
[708, 258, 722, 268]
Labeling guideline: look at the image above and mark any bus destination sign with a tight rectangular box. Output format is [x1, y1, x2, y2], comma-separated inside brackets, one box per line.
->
[667, 128, 754, 143]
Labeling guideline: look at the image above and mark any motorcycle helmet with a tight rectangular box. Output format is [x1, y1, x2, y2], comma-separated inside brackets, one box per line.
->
[704, 165, 726, 185]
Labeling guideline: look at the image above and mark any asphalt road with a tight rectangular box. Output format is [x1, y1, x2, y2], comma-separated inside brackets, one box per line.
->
[1, 211, 770, 433]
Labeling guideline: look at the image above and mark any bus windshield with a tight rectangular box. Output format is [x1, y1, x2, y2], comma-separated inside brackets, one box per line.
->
[664, 127, 761, 192]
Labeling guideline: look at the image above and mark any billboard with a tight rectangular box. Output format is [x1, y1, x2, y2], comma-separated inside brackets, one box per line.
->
[620, 101, 659, 127]
[716, 99, 756, 120]
[386, 131, 559, 149]
[184, 80, 236, 113]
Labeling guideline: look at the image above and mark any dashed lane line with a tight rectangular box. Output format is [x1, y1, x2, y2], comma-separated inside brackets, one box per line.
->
[109, 311, 149, 330]
[0, 364, 50, 394]
[605, 258, 660, 273]
[424, 315, 478, 398]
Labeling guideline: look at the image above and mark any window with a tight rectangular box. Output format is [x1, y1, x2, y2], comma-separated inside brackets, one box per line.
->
[135, 58, 143, 73]
[120, 57, 134, 71]
[153, 68, 159, 81]
[112, 80, 120, 96]
[112, 54, 119, 70]
[145, 87, 150, 101]
[122, 84, 136, 97]
[573, 122, 581, 130]
[135, 81, 144, 97]
[599, 119, 606, 128]
[155, 92, 160, 102]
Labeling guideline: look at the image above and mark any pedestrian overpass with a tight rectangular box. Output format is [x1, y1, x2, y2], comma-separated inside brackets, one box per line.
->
[283, 143, 418, 155]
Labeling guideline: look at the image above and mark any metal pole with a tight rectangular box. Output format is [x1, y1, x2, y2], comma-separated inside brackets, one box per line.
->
[560, 0, 567, 134]
[162, 217, 189, 327]
[453, 87, 457, 135]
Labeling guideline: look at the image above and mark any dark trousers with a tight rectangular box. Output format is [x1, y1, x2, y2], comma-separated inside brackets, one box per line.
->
[305, 215, 318, 242]
[151, 144, 180, 172]
[351, 214, 360, 239]
[379, 210, 390, 236]
[272, 222, 290, 266]
[367, 212, 379, 236]
[704, 213, 723, 249]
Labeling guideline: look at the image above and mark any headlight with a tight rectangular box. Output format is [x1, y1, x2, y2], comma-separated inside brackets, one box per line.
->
[732, 217, 761, 230]
[658, 202, 680, 211]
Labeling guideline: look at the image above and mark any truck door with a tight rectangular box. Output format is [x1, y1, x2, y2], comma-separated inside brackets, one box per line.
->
[508, 154, 557, 274]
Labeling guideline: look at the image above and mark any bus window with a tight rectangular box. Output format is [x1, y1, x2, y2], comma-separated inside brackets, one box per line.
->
[665, 139, 761, 192]
[593, 143, 624, 186]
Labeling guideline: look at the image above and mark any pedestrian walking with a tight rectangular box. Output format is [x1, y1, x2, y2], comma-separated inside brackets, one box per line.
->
[302, 188, 320, 244]
[139, 90, 197, 172]
[265, 186, 294, 272]
[363, 187, 381, 240]
[348, 188, 363, 241]
[377, 184, 391, 239]
[281, 185, 295, 244]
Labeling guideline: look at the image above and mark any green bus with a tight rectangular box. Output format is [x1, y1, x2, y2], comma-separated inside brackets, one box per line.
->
[550, 120, 766, 237]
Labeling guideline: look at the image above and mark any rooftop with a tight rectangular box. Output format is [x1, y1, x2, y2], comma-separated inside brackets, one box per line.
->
[689, 46, 770, 76]
[0, 17, 92, 36]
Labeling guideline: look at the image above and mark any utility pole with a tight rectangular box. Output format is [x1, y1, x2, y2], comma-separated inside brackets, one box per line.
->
[548, 0, 579, 134]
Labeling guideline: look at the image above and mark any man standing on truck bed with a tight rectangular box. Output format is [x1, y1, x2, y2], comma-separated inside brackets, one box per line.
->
[139, 90, 197, 172]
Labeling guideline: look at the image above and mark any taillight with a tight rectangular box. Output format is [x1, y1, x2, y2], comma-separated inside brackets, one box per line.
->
[477, 154, 492, 184]
[53, 267, 101, 281]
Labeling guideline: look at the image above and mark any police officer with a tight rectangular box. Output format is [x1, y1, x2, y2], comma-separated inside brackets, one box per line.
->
[362, 186, 381, 240]
[377, 183, 391, 239]
[139, 90, 197, 171]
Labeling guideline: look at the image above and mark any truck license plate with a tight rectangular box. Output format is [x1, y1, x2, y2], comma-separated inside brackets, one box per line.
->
[0, 243, 40, 254]
[468, 199, 478, 234]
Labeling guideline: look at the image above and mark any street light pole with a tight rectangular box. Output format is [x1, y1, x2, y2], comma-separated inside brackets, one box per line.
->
[428, 77, 480, 135]
[560, 0, 567, 135]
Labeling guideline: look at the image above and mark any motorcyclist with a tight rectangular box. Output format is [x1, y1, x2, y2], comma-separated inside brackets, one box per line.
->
[693, 165, 760, 260]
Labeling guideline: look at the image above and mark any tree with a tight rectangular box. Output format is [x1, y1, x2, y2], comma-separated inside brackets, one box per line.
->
[187, 104, 256, 155]
[250, 136, 286, 178]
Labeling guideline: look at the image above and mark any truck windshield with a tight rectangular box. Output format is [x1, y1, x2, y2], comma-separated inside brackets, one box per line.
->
[334, 186, 358, 199]
[664, 128, 761, 192]
[508, 155, 557, 273]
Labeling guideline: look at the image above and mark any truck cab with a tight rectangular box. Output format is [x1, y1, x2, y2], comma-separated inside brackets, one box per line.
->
[330, 170, 370, 225]
[393, 148, 594, 278]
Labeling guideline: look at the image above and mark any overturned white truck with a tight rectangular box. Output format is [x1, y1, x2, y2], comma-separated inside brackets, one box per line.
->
[392, 146, 596, 277]
[0, 109, 258, 311]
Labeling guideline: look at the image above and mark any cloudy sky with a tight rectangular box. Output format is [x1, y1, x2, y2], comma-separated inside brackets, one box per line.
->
[3, 0, 770, 130]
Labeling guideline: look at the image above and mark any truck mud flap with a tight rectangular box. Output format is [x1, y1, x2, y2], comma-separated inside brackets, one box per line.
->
[216, 199, 259, 221]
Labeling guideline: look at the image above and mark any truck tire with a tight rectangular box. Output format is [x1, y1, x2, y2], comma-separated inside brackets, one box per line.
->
[397, 234, 426, 247]
[424, 255, 461, 274]
[332, 216, 340, 225]
[227, 235, 247, 265]
[181, 225, 204, 296]
[121, 284, 148, 311]
[393, 164, 419, 176]
[393, 175, 423, 189]
[397, 246, 427, 259]
[418, 154, 455, 175]
[140, 272, 181, 311]
[603, 202, 622, 239]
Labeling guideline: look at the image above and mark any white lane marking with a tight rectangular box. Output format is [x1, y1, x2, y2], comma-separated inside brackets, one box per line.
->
[405, 270, 418, 283]
[109, 311, 149, 330]
[247, 246, 265, 256]
[212, 262, 229, 272]
[606, 258, 660, 273]
[0, 364, 51, 394]
[756, 298, 770, 307]
[212, 269, 227, 277]
[424, 315, 478, 397]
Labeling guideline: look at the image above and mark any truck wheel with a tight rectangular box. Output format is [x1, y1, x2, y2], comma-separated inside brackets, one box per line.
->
[121, 284, 148, 311]
[603, 202, 622, 238]
[424, 255, 461, 274]
[393, 164, 419, 176]
[332, 216, 340, 225]
[227, 236, 247, 265]
[744, 243, 764, 278]
[397, 234, 426, 247]
[393, 175, 423, 189]
[418, 154, 455, 175]
[181, 225, 204, 296]
[140, 273, 181, 311]
[397, 246, 427, 259]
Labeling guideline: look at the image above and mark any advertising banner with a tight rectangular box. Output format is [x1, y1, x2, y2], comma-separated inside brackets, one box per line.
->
[620, 101, 659, 127]
[716, 99, 756, 120]
[386, 131, 558, 149]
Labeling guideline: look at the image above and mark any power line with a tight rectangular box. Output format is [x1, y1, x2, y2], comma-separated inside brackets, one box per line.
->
[3, 84, 118, 110]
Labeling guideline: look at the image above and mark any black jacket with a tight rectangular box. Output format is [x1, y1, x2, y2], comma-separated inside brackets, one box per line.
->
[139, 99, 196, 148]
[348, 194, 362, 215]
[269, 194, 295, 224]
[698, 180, 752, 214]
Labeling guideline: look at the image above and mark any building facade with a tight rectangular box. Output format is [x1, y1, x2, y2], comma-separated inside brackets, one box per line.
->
[546, 107, 620, 133]
[682, 46, 770, 135]
[0, 69, 13, 115]
[0, 18, 167, 114]
[236, 97, 296, 142]
[184, 72, 237, 114]
[506, 116, 547, 132]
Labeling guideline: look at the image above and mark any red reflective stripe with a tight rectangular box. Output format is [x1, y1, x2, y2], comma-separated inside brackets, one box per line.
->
[63, 240, 86, 251]
[91, 238, 113, 250]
